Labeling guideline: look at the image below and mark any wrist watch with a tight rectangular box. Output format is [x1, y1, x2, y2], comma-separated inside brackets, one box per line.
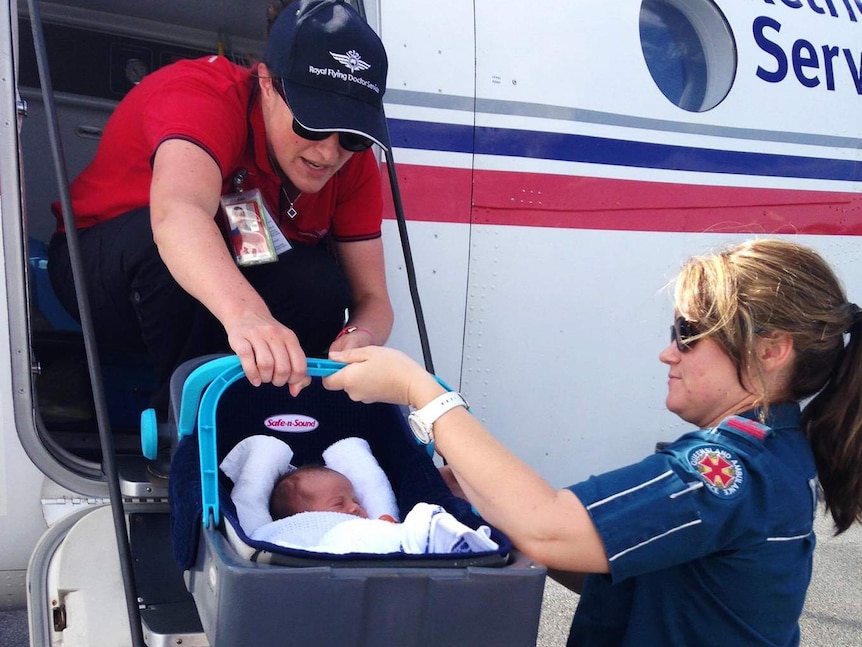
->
[408, 391, 469, 444]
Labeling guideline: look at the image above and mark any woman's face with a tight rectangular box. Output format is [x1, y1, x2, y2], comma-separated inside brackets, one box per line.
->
[258, 65, 354, 194]
[659, 320, 759, 428]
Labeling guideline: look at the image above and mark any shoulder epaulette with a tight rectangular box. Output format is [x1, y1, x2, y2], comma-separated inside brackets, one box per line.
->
[715, 415, 772, 442]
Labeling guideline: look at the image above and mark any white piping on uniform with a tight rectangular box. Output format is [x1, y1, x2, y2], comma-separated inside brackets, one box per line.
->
[766, 532, 812, 542]
[586, 470, 675, 511]
[608, 519, 703, 562]
[670, 481, 705, 499]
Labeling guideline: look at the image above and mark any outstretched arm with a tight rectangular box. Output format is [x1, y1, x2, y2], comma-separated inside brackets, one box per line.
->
[323, 346, 609, 573]
[150, 139, 310, 394]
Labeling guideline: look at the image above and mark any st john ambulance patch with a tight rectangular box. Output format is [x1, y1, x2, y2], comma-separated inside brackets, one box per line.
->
[688, 445, 745, 498]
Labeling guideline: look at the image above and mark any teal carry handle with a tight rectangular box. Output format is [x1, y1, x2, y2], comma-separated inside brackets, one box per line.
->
[141, 355, 243, 460]
[177, 357, 346, 440]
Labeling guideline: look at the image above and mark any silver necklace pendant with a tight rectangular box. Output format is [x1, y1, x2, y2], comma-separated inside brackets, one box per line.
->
[283, 187, 301, 219]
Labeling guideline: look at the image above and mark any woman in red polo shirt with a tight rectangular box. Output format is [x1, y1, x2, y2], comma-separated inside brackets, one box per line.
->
[48, 0, 393, 413]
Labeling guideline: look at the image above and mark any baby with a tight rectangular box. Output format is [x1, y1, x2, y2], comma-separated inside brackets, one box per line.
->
[270, 465, 371, 520]
[219, 435, 497, 555]
[263, 464, 495, 555]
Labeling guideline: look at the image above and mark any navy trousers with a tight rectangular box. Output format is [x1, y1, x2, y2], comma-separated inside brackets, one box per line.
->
[48, 208, 350, 412]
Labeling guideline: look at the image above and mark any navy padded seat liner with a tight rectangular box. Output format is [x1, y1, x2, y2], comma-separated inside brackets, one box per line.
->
[169, 378, 511, 570]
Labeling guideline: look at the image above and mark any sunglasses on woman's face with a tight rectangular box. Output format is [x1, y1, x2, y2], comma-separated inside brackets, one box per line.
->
[275, 80, 374, 152]
[290, 119, 374, 152]
[670, 316, 700, 352]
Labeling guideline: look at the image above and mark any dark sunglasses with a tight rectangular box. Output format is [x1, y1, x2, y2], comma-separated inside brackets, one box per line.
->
[275, 80, 374, 152]
[670, 316, 701, 352]
[290, 119, 374, 152]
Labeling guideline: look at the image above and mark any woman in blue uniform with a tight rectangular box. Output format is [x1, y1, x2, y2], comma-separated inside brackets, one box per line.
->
[320, 238, 862, 646]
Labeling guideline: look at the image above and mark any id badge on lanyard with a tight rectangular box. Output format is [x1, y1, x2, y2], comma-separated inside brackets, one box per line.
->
[220, 186, 292, 266]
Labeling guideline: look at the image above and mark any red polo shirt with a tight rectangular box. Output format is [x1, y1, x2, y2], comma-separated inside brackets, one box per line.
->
[55, 56, 382, 244]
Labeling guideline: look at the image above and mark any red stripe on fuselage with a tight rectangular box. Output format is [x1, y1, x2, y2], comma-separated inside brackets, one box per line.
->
[382, 164, 862, 235]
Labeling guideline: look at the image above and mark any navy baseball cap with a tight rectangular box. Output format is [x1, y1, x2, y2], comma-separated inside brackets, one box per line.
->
[264, 0, 390, 150]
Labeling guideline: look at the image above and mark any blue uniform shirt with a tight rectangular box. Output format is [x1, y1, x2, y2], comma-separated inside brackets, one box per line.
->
[567, 403, 817, 646]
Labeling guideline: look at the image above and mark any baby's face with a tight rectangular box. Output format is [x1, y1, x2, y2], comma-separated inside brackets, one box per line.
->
[300, 470, 368, 518]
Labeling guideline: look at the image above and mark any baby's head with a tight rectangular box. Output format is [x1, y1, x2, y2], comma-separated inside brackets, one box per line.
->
[270, 465, 368, 520]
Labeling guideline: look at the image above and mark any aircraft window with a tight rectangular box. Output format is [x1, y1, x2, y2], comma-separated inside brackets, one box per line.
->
[639, 0, 736, 112]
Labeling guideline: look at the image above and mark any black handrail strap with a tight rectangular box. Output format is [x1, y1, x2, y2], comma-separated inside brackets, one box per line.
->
[382, 137, 435, 374]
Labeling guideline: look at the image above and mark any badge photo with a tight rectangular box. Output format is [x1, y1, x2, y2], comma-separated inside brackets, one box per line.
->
[220, 189, 278, 267]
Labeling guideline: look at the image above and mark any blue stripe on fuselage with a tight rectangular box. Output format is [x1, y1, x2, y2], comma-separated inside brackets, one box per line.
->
[387, 119, 860, 183]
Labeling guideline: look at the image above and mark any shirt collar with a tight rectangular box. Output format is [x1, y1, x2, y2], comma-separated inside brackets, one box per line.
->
[739, 402, 801, 432]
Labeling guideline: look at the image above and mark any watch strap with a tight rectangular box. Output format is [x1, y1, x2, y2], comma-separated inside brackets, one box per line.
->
[409, 391, 469, 443]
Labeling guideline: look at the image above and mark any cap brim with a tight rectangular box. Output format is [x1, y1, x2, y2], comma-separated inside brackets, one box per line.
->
[283, 80, 390, 151]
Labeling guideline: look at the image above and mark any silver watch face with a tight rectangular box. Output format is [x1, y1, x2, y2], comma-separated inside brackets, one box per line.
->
[408, 413, 432, 444]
